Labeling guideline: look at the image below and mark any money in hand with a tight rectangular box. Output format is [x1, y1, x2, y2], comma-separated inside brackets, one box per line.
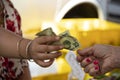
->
[36, 27, 80, 51]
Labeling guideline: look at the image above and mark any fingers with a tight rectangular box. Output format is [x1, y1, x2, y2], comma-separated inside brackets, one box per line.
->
[84, 61, 100, 76]
[81, 57, 94, 67]
[30, 36, 64, 68]
[79, 56, 100, 76]
[34, 36, 63, 53]
[76, 54, 84, 62]
[36, 36, 60, 44]
[76, 44, 115, 78]
[88, 65, 100, 76]
[37, 45, 63, 53]
[77, 56, 95, 67]
[30, 38, 63, 59]
[77, 47, 93, 56]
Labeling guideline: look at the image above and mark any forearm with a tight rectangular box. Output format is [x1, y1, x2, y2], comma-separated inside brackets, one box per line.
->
[0, 27, 31, 58]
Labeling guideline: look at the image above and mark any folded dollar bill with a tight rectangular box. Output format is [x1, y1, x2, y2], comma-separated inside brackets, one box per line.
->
[36, 27, 80, 51]
[36, 27, 56, 36]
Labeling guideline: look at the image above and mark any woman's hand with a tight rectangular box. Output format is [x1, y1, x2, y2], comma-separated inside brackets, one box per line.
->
[28, 36, 63, 67]
[77, 44, 120, 77]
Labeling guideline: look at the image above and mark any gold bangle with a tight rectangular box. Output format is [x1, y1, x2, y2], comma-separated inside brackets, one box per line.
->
[26, 41, 32, 60]
[17, 38, 24, 58]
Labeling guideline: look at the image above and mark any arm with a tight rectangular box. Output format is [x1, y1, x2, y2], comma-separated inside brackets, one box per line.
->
[0, 27, 64, 66]
[0, 27, 30, 58]
[0, 0, 30, 58]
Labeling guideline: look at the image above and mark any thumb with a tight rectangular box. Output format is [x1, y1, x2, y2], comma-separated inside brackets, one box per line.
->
[77, 47, 93, 56]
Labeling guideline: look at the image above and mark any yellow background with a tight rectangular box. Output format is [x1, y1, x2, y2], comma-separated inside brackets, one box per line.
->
[23, 18, 120, 80]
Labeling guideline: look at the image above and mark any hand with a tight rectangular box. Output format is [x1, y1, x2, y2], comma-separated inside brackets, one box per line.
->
[76, 44, 120, 77]
[28, 36, 63, 67]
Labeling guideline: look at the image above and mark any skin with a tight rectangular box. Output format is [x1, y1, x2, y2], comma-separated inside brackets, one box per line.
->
[28, 36, 63, 67]
[0, 27, 63, 66]
[0, 27, 63, 80]
[0, 1, 63, 79]
[77, 44, 120, 77]
[0, 1, 32, 79]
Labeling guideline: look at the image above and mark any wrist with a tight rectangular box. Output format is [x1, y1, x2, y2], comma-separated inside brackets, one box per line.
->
[19, 38, 31, 59]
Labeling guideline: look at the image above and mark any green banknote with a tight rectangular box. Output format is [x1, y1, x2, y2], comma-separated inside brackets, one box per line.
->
[36, 27, 80, 51]
[36, 27, 56, 36]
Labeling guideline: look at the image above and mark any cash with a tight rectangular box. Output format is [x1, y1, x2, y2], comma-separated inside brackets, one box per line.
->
[36, 27, 80, 51]
[36, 27, 56, 36]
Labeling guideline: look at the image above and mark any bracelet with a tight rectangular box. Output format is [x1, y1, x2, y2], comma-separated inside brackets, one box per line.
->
[26, 41, 32, 60]
[17, 38, 24, 58]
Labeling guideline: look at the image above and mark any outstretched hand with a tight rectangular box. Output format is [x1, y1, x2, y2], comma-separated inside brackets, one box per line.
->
[28, 36, 64, 67]
[77, 44, 120, 77]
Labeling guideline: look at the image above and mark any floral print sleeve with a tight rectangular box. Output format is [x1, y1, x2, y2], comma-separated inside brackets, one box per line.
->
[0, 0, 28, 80]
[0, 0, 4, 27]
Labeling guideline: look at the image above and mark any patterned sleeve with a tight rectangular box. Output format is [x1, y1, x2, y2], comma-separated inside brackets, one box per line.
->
[0, 0, 4, 27]
[0, 0, 29, 79]
[21, 59, 29, 67]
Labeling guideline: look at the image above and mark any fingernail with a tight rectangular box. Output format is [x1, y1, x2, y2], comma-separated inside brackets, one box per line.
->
[93, 60, 99, 65]
[95, 66, 99, 70]
[86, 58, 91, 63]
